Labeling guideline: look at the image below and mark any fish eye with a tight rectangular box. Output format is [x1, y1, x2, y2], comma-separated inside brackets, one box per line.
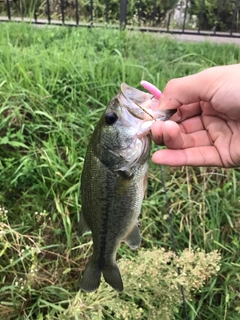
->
[105, 112, 118, 125]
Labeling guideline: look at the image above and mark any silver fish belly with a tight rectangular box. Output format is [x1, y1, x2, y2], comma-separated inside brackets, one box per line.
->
[79, 83, 176, 292]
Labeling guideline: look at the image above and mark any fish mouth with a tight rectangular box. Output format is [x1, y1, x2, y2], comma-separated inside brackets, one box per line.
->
[119, 83, 176, 121]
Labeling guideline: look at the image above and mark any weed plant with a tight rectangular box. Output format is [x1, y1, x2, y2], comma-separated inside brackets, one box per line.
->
[0, 23, 240, 319]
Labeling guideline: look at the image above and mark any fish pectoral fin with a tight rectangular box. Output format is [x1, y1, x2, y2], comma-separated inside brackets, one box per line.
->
[103, 263, 123, 292]
[124, 224, 141, 250]
[79, 259, 101, 292]
[78, 212, 90, 237]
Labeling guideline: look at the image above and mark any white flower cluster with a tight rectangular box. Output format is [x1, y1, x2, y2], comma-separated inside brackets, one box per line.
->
[14, 277, 26, 290]
[0, 205, 8, 221]
[34, 210, 51, 223]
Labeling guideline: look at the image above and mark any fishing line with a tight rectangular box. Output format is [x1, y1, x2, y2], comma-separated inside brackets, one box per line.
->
[160, 164, 189, 320]
[138, 35, 188, 318]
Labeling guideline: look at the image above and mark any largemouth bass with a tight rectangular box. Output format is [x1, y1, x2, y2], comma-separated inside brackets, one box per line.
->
[79, 83, 176, 292]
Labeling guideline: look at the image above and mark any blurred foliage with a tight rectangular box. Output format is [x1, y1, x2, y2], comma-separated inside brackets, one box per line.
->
[189, 0, 239, 32]
[0, 0, 179, 26]
[127, 0, 179, 27]
[1, 0, 239, 32]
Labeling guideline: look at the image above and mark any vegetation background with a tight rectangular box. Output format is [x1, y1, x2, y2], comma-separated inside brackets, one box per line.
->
[0, 0, 239, 32]
[0, 22, 240, 319]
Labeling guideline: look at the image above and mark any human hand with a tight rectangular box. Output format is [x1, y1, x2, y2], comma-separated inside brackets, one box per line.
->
[141, 64, 240, 167]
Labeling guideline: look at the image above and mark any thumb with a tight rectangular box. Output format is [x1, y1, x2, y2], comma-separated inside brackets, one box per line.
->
[160, 73, 204, 110]
[159, 65, 230, 110]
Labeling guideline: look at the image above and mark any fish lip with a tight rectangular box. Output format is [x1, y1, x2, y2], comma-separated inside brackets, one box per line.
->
[131, 99, 156, 120]
[124, 105, 144, 120]
[119, 83, 150, 120]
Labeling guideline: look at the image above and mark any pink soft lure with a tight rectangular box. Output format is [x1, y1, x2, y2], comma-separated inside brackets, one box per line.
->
[140, 80, 162, 99]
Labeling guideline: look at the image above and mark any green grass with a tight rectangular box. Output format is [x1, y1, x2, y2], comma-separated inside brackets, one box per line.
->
[0, 22, 240, 319]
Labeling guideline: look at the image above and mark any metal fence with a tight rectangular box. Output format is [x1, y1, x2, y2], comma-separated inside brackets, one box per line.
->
[0, 0, 240, 38]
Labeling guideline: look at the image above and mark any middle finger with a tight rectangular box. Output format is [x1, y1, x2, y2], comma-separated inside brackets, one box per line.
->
[179, 116, 205, 134]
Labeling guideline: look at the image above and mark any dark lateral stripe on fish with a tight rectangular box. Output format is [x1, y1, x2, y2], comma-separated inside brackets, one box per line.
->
[97, 175, 112, 270]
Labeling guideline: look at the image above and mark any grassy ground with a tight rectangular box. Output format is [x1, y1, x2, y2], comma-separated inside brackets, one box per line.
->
[0, 22, 240, 319]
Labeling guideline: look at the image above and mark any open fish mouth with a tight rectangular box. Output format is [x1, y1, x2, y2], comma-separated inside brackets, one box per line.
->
[119, 83, 176, 121]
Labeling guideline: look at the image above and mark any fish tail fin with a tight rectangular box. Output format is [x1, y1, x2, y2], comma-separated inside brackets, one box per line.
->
[79, 260, 101, 293]
[80, 259, 123, 293]
[102, 263, 123, 292]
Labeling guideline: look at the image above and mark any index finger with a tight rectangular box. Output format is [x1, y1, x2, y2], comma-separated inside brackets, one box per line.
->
[152, 146, 223, 167]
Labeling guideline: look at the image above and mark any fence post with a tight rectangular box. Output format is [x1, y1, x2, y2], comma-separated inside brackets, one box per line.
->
[60, 0, 65, 24]
[75, 0, 79, 25]
[120, 0, 127, 29]
[46, 0, 51, 24]
[5, 0, 11, 20]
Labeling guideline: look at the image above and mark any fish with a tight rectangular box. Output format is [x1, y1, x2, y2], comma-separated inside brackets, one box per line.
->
[79, 83, 176, 293]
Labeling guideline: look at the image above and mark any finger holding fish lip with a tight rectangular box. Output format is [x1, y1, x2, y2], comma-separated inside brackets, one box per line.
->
[120, 83, 174, 121]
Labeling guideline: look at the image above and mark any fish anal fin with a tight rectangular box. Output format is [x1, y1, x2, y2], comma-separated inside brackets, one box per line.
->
[103, 263, 123, 292]
[78, 212, 90, 237]
[124, 224, 141, 250]
[79, 259, 101, 293]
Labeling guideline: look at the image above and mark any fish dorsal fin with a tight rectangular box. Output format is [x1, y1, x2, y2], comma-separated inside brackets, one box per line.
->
[124, 223, 141, 249]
